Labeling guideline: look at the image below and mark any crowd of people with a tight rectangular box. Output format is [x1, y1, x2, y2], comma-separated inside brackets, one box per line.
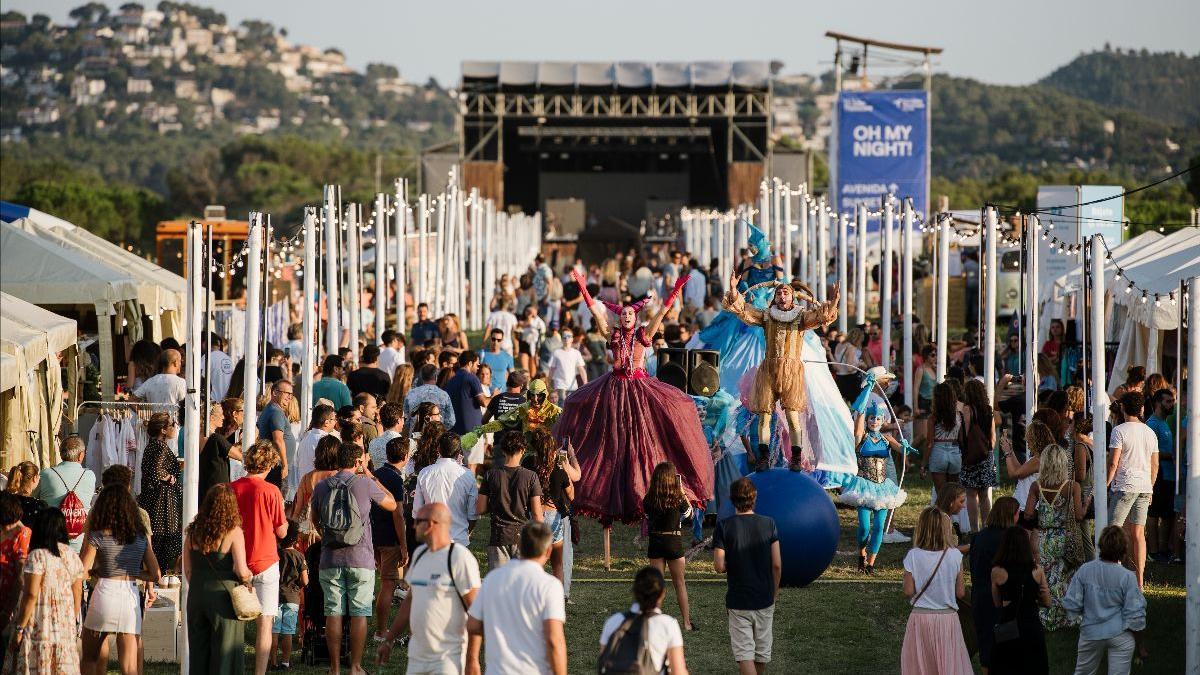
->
[0, 240, 1186, 675]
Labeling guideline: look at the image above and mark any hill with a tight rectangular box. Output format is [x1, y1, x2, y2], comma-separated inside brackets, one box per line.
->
[1040, 47, 1200, 128]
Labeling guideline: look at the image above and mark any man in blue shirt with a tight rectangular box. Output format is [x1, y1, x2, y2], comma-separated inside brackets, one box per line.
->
[479, 328, 514, 393]
[35, 436, 97, 552]
[1144, 387, 1176, 561]
[443, 351, 485, 436]
[404, 363, 455, 429]
[410, 303, 440, 347]
[257, 380, 297, 490]
[312, 354, 352, 410]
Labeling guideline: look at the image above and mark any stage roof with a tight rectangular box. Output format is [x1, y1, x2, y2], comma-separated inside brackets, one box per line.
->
[461, 61, 771, 90]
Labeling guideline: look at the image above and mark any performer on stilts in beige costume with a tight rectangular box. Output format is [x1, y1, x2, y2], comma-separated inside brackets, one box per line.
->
[722, 272, 841, 471]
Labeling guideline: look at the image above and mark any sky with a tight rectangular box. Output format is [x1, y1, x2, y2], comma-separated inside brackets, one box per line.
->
[7, 0, 1197, 86]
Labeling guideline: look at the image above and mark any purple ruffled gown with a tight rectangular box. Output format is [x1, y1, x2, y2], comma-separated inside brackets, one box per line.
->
[554, 325, 714, 523]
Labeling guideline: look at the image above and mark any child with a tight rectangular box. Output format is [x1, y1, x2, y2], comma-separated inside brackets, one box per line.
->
[271, 519, 308, 671]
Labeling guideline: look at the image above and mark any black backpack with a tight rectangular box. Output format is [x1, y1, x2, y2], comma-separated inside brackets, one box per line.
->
[597, 612, 658, 675]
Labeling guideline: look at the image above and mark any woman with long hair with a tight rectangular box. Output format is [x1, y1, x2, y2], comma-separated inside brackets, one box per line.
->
[833, 326, 869, 401]
[522, 427, 580, 589]
[0, 493, 31, 634]
[1071, 414, 1095, 507]
[969, 496, 1021, 675]
[1041, 318, 1065, 364]
[183, 485, 252, 674]
[139, 412, 182, 573]
[291, 434, 342, 547]
[126, 339, 161, 391]
[80, 486, 162, 675]
[959, 378, 999, 531]
[386, 363, 415, 406]
[5, 461, 46, 524]
[438, 314, 468, 354]
[1004, 419, 1058, 512]
[923, 382, 962, 492]
[9, 508, 86, 673]
[598, 566, 690, 675]
[1022, 444, 1084, 631]
[935, 482, 969, 553]
[901, 507, 971, 673]
[989, 526, 1052, 674]
[199, 402, 243, 501]
[220, 397, 244, 446]
[411, 420, 446, 475]
[641, 462, 695, 631]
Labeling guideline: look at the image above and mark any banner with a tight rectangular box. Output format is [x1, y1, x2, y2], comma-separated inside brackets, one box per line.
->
[831, 90, 929, 229]
[1036, 185, 1124, 285]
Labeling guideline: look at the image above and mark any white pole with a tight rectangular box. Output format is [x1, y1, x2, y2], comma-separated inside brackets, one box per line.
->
[1185, 275, 1199, 674]
[1026, 215, 1040, 419]
[881, 197, 893, 371]
[323, 185, 339, 358]
[773, 179, 783, 265]
[817, 204, 829, 303]
[179, 221, 201, 673]
[855, 204, 868, 326]
[374, 193, 387, 344]
[416, 195, 427, 314]
[759, 180, 770, 235]
[782, 185, 793, 282]
[984, 206, 998, 404]
[345, 205, 361, 364]
[936, 216, 950, 382]
[1090, 235, 1109, 543]
[242, 213, 263, 455]
[902, 200, 915, 409]
[837, 212, 848, 332]
[395, 180, 408, 334]
[300, 208, 316, 428]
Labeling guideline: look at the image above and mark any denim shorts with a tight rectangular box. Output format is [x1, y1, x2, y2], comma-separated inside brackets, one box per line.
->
[543, 509, 565, 544]
[272, 603, 299, 635]
[1108, 491, 1151, 527]
[318, 567, 375, 617]
[928, 442, 962, 475]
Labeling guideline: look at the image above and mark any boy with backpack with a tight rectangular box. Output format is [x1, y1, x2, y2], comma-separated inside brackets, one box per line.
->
[310, 442, 397, 675]
[598, 566, 689, 675]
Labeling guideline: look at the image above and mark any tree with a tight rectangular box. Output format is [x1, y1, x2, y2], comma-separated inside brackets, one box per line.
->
[240, 19, 275, 43]
[366, 63, 399, 81]
[68, 2, 109, 25]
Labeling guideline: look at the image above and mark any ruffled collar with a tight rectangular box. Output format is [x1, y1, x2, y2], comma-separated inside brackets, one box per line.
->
[768, 304, 801, 323]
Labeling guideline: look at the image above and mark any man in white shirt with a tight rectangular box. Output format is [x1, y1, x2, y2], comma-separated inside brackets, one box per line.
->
[413, 437, 479, 546]
[133, 348, 187, 406]
[378, 502, 481, 673]
[208, 334, 234, 402]
[377, 330, 406, 380]
[485, 302, 519, 353]
[1107, 391, 1160, 588]
[684, 260, 706, 312]
[369, 402, 405, 469]
[547, 330, 587, 402]
[466, 521, 567, 675]
[295, 404, 337, 481]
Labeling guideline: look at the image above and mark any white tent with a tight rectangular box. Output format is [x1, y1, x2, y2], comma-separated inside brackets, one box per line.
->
[1, 221, 140, 399]
[0, 294, 77, 468]
[1104, 228, 1200, 394]
[7, 214, 187, 341]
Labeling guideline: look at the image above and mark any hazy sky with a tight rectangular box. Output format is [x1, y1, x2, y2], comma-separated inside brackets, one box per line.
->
[8, 0, 1196, 86]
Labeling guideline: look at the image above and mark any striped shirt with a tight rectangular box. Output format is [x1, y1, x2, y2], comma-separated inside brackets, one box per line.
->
[86, 531, 147, 578]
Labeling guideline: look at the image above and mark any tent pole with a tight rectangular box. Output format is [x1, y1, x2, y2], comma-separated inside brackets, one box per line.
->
[323, 186, 340, 359]
[837, 213, 848, 332]
[881, 195, 893, 371]
[1185, 275, 1199, 674]
[374, 193, 387, 344]
[983, 206, 997, 404]
[1026, 215, 1040, 419]
[300, 208, 317, 430]
[936, 216, 950, 382]
[1090, 235, 1109, 547]
[242, 213, 263, 457]
[855, 204, 867, 325]
[902, 199, 914, 409]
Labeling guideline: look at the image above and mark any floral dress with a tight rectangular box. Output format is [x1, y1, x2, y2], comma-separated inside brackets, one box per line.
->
[139, 438, 183, 571]
[11, 544, 84, 674]
[1035, 482, 1081, 630]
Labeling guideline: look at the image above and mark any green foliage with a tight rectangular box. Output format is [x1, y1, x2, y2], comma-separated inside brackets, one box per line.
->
[1041, 48, 1200, 127]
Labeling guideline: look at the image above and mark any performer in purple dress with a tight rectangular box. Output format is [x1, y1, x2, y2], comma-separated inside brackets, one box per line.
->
[557, 271, 714, 522]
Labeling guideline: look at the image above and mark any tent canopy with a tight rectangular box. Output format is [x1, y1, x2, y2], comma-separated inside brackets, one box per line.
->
[1044, 230, 1162, 299]
[0, 220, 140, 314]
[0, 353, 16, 394]
[1112, 228, 1200, 329]
[1, 292, 77, 355]
[2, 201, 186, 313]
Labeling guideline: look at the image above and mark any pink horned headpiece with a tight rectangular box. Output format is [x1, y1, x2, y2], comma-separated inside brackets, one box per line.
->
[600, 297, 650, 317]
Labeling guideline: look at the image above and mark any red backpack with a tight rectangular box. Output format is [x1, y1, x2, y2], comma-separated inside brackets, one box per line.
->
[51, 468, 88, 538]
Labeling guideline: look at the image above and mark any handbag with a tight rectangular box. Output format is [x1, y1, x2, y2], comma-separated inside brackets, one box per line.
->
[204, 552, 262, 621]
[1062, 482, 1093, 567]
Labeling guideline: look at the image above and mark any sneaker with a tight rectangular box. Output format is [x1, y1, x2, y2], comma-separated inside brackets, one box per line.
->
[394, 586, 409, 601]
[883, 530, 910, 544]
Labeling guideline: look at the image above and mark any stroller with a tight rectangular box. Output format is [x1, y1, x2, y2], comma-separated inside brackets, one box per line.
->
[299, 540, 349, 667]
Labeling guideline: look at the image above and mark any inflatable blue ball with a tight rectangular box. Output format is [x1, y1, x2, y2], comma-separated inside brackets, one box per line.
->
[748, 469, 839, 587]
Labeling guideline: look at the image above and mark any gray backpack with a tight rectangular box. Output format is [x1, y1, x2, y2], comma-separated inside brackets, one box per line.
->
[319, 475, 364, 548]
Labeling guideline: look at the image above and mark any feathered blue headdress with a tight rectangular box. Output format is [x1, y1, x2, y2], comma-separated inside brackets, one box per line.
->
[744, 220, 772, 264]
[866, 402, 885, 420]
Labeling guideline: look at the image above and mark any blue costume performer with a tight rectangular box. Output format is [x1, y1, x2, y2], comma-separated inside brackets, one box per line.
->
[846, 404, 908, 574]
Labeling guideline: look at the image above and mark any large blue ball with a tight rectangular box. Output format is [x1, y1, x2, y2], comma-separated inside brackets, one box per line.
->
[748, 469, 839, 587]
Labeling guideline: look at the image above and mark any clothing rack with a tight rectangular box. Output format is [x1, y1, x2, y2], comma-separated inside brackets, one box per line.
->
[74, 400, 180, 428]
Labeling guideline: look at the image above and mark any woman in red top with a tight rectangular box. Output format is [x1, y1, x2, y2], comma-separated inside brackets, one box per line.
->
[0, 492, 32, 633]
[1041, 319, 1065, 363]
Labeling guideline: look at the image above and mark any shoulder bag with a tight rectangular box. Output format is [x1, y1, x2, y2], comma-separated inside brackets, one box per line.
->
[909, 549, 948, 607]
[204, 551, 261, 621]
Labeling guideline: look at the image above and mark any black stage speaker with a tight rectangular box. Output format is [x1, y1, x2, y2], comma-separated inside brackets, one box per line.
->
[688, 349, 720, 397]
[657, 348, 721, 396]
[656, 348, 689, 393]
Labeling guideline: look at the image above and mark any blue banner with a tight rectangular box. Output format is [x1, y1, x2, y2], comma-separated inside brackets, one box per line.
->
[832, 90, 929, 229]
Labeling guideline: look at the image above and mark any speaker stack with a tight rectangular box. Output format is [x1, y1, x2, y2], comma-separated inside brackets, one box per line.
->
[656, 348, 721, 396]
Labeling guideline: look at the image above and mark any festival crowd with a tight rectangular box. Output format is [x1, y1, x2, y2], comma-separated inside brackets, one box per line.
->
[0, 243, 1184, 675]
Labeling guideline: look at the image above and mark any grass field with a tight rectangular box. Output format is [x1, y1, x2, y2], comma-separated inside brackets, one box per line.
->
[130, 474, 1186, 674]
